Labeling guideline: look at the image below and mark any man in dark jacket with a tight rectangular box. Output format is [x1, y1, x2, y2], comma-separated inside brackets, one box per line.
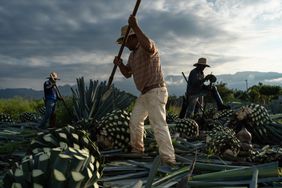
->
[39, 72, 60, 129]
[183, 58, 228, 118]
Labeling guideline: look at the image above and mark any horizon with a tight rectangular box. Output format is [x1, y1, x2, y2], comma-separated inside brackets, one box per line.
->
[0, 1, 282, 90]
[1, 71, 282, 98]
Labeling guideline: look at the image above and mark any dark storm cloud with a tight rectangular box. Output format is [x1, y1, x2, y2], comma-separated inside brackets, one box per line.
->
[141, 11, 225, 42]
[0, 0, 133, 58]
[0, 0, 134, 89]
[0, 1, 227, 58]
[0, 0, 237, 90]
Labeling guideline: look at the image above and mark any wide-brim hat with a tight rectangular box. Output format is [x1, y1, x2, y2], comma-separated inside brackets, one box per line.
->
[193, 57, 210, 67]
[47, 72, 60, 80]
[116, 25, 136, 44]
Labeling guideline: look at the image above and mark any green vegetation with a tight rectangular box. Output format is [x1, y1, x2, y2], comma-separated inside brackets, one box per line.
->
[0, 96, 73, 125]
[0, 97, 43, 120]
[187, 82, 282, 108]
[231, 82, 282, 105]
[55, 96, 74, 126]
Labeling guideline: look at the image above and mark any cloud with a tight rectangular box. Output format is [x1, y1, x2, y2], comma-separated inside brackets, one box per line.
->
[0, 0, 281, 91]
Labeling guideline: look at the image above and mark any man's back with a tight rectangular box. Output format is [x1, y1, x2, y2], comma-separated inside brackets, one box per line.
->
[44, 80, 57, 101]
[186, 67, 205, 95]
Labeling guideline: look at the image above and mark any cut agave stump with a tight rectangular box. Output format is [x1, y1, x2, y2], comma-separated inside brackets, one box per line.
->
[3, 125, 104, 187]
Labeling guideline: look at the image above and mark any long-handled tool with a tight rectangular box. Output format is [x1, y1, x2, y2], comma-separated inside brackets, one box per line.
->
[54, 84, 73, 118]
[106, 0, 141, 90]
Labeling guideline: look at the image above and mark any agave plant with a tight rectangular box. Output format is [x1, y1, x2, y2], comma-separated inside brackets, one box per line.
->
[71, 77, 135, 123]
[19, 112, 42, 123]
[170, 118, 199, 139]
[227, 103, 282, 145]
[0, 113, 14, 123]
[3, 146, 101, 188]
[213, 109, 234, 124]
[97, 110, 131, 152]
[36, 106, 46, 116]
[3, 125, 104, 188]
[206, 125, 240, 157]
[70, 78, 136, 151]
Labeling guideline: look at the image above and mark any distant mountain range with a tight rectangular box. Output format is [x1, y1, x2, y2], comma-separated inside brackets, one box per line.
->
[0, 85, 73, 100]
[165, 71, 282, 96]
[1, 71, 282, 99]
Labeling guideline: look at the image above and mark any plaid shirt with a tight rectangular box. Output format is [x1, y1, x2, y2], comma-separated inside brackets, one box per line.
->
[126, 40, 165, 92]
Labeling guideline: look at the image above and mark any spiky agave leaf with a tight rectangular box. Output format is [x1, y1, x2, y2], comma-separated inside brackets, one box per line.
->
[97, 110, 131, 152]
[71, 78, 135, 122]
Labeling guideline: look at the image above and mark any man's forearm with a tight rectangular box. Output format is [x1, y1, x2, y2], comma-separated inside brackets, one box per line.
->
[118, 63, 132, 78]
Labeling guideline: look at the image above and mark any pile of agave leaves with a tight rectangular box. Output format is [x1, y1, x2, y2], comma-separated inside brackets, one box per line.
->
[1, 77, 282, 188]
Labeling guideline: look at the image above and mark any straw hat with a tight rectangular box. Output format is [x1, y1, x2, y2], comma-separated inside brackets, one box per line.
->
[48, 72, 60, 80]
[193, 58, 210, 67]
[116, 25, 136, 44]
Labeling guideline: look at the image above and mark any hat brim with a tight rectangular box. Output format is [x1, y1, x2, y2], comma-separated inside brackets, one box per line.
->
[193, 63, 210, 67]
[47, 77, 60, 80]
[116, 33, 136, 44]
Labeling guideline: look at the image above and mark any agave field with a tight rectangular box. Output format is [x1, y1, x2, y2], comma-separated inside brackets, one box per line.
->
[1, 77, 282, 188]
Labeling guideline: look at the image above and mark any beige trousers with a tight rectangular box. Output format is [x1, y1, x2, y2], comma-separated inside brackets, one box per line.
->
[129, 87, 176, 163]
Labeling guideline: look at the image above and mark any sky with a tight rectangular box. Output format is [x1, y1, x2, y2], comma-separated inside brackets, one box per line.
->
[0, 0, 282, 90]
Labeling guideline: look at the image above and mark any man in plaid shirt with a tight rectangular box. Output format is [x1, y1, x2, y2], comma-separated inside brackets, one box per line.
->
[113, 15, 176, 166]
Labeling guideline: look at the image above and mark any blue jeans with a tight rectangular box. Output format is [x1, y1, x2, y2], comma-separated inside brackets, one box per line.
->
[39, 100, 56, 128]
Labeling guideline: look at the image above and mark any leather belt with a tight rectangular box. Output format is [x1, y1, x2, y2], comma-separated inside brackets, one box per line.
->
[141, 83, 165, 95]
